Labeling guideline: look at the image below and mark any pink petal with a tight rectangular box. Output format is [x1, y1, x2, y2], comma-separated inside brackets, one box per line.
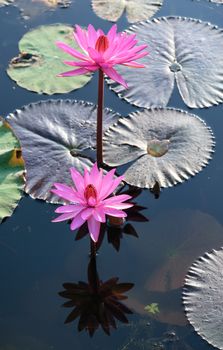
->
[98, 168, 116, 200]
[104, 203, 133, 209]
[56, 42, 89, 61]
[74, 25, 88, 52]
[100, 175, 125, 200]
[55, 204, 84, 213]
[51, 188, 81, 203]
[87, 24, 98, 47]
[70, 168, 85, 193]
[103, 207, 127, 218]
[102, 194, 132, 204]
[84, 167, 91, 187]
[107, 24, 117, 42]
[93, 207, 106, 222]
[87, 47, 102, 63]
[70, 212, 86, 230]
[88, 197, 97, 206]
[81, 208, 94, 220]
[63, 60, 98, 68]
[87, 216, 101, 242]
[96, 29, 105, 37]
[58, 68, 90, 77]
[90, 163, 103, 191]
[102, 67, 128, 89]
[52, 212, 77, 222]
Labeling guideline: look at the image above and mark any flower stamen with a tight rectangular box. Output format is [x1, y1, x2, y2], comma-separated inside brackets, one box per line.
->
[84, 184, 97, 202]
[95, 35, 109, 53]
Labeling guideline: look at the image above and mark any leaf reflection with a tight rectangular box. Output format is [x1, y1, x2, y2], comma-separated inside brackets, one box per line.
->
[75, 186, 149, 251]
[59, 256, 134, 336]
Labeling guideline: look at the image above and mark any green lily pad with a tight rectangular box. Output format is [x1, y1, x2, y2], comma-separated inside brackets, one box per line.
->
[0, 118, 25, 223]
[92, 0, 163, 23]
[103, 108, 214, 188]
[7, 24, 92, 95]
[144, 303, 160, 314]
[6, 99, 120, 203]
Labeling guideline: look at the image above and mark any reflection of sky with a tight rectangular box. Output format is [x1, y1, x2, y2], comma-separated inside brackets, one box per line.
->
[0, 0, 222, 348]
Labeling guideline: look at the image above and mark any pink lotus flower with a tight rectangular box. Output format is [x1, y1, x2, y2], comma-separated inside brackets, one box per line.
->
[51, 163, 133, 242]
[56, 24, 148, 88]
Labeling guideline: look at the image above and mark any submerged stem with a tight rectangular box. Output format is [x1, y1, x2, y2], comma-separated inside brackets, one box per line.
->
[97, 69, 104, 167]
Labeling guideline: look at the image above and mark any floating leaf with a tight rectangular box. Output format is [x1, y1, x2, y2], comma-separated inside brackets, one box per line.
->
[144, 303, 160, 314]
[92, 0, 163, 23]
[103, 108, 214, 188]
[0, 0, 13, 6]
[0, 118, 25, 223]
[183, 248, 223, 349]
[6, 100, 120, 203]
[7, 24, 92, 95]
[107, 16, 223, 108]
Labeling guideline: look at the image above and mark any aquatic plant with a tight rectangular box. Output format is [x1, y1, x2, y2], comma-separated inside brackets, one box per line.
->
[57, 24, 148, 165]
[52, 163, 133, 242]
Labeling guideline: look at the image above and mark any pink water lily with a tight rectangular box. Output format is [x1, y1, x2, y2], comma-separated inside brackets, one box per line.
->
[51, 163, 133, 242]
[56, 24, 148, 88]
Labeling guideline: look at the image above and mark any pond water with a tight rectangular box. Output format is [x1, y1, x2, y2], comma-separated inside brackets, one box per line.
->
[1, 0, 223, 349]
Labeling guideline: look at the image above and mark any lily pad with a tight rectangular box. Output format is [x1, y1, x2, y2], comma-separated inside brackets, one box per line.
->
[92, 0, 163, 23]
[183, 247, 223, 349]
[107, 16, 223, 108]
[0, 0, 13, 6]
[0, 118, 25, 223]
[103, 108, 214, 188]
[7, 24, 92, 95]
[6, 100, 120, 203]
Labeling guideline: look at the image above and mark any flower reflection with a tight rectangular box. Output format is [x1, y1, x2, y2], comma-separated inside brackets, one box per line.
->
[75, 186, 149, 251]
[59, 256, 134, 336]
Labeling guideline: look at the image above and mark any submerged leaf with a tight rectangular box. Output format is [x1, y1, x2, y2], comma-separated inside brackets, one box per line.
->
[7, 24, 92, 94]
[0, 118, 25, 222]
[92, 0, 163, 23]
[107, 16, 223, 108]
[183, 247, 223, 349]
[103, 108, 214, 188]
[14, 0, 71, 20]
[145, 210, 223, 292]
[6, 100, 120, 203]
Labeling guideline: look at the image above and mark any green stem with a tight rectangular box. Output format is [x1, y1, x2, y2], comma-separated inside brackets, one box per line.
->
[97, 69, 104, 167]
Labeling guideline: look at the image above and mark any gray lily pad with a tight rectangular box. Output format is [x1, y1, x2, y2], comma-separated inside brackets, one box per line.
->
[0, 118, 25, 223]
[6, 100, 120, 203]
[7, 24, 92, 95]
[103, 108, 214, 188]
[107, 16, 223, 108]
[183, 247, 223, 349]
[92, 0, 163, 23]
[0, 0, 13, 6]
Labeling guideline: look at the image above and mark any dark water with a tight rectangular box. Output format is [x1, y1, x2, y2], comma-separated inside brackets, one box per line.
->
[0, 0, 223, 349]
